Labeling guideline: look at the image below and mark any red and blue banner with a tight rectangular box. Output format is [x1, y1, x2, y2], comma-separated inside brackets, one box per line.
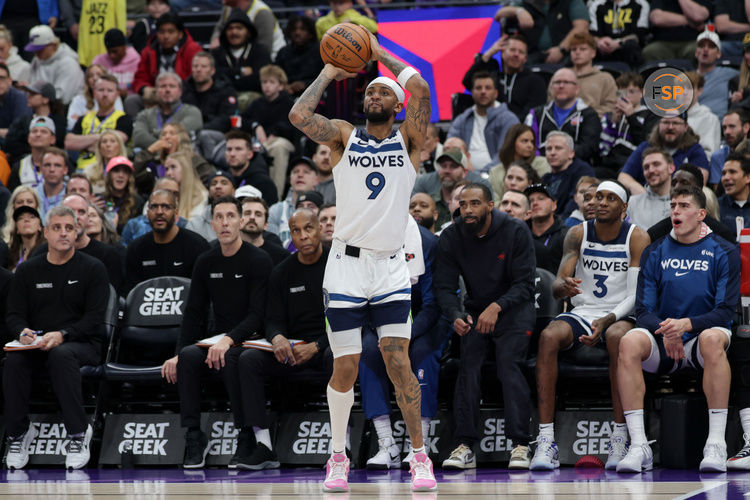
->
[377, 5, 501, 121]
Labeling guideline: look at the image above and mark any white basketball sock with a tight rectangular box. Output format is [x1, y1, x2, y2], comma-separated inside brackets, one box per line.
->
[740, 408, 750, 436]
[327, 384, 354, 454]
[612, 422, 628, 439]
[372, 415, 392, 442]
[538, 423, 554, 440]
[624, 409, 646, 446]
[707, 409, 728, 446]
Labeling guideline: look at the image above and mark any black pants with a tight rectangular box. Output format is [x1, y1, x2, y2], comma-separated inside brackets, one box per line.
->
[177, 345, 245, 429]
[238, 347, 333, 429]
[3, 342, 100, 436]
[452, 329, 532, 447]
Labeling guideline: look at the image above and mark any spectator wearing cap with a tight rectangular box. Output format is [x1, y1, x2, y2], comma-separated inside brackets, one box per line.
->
[412, 147, 491, 230]
[65, 74, 133, 172]
[129, 0, 171, 53]
[31, 193, 124, 294]
[182, 52, 238, 160]
[76, 0, 126, 67]
[626, 148, 674, 229]
[102, 156, 144, 233]
[24, 25, 84, 106]
[0, 62, 31, 141]
[127, 13, 202, 117]
[694, 29, 738, 120]
[36, 147, 68, 222]
[224, 129, 278, 206]
[186, 170, 236, 242]
[541, 131, 595, 218]
[525, 183, 568, 274]
[0, 2, 58, 59]
[241, 64, 296, 197]
[267, 157, 318, 247]
[240, 194, 289, 266]
[714, 1, 750, 59]
[211, 8, 271, 110]
[642, 0, 711, 62]
[5, 82, 65, 162]
[7, 117, 57, 191]
[618, 114, 709, 196]
[7, 204, 44, 271]
[120, 176, 188, 246]
[0, 25, 30, 83]
[92, 29, 141, 96]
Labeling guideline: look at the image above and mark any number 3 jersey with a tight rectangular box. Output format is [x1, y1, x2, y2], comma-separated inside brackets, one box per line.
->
[332, 128, 416, 253]
[571, 219, 635, 321]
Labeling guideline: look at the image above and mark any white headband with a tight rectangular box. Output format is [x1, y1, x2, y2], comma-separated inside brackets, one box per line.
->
[366, 76, 405, 103]
[597, 181, 628, 203]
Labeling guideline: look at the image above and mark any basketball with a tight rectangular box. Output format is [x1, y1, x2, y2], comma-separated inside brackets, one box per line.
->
[320, 23, 372, 73]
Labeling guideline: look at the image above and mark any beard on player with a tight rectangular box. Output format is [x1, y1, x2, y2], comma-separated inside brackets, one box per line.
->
[463, 209, 488, 235]
[365, 106, 393, 124]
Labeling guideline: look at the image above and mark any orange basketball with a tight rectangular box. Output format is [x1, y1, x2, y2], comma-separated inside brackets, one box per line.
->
[320, 23, 372, 73]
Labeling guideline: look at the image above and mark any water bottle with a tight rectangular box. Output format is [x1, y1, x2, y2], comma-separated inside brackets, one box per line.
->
[105, 202, 117, 225]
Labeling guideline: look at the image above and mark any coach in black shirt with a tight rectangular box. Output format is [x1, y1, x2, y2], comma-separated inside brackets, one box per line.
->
[32, 194, 124, 295]
[235, 208, 333, 470]
[162, 195, 272, 469]
[4, 205, 108, 470]
[125, 189, 210, 291]
[434, 182, 536, 468]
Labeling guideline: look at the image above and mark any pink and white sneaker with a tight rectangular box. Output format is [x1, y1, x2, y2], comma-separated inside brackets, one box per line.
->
[323, 453, 350, 492]
[409, 452, 437, 492]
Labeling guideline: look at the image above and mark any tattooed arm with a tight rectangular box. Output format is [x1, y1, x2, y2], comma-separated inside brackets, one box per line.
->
[366, 32, 431, 171]
[288, 64, 356, 160]
[551, 224, 583, 300]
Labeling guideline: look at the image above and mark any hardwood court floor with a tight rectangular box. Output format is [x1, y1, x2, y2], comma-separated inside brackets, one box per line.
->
[0, 468, 745, 499]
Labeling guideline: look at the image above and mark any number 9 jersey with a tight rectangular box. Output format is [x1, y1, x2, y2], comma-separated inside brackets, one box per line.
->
[570, 219, 635, 321]
[332, 128, 416, 253]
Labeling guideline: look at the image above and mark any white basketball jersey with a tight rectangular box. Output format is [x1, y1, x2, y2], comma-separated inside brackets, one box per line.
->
[332, 128, 417, 252]
[571, 219, 634, 319]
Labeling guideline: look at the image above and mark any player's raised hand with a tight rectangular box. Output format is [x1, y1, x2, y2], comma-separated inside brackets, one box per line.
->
[366, 31, 381, 61]
[322, 64, 359, 82]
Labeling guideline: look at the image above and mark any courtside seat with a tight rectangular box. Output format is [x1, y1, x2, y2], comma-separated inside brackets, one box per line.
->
[104, 276, 190, 382]
[80, 284, 120, 379]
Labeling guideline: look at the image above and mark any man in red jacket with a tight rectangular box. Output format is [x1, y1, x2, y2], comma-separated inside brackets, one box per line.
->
[125, 12, 202, 117]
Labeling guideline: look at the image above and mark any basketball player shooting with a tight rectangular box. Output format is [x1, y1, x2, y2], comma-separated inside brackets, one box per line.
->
[289, 30, 434, 492]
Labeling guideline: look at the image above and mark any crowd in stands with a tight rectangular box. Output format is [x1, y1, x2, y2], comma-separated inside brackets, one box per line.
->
[2, 0, 750, 476]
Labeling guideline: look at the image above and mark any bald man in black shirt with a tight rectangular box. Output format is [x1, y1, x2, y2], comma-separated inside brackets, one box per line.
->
[4, 206, 108, 471]
[161, 196, 273, 469]
[234, 209, 333, 470]
[125, 189, 210, 291]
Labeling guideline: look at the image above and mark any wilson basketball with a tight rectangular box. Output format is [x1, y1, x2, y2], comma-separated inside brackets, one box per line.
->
[320, 23, 372, 73]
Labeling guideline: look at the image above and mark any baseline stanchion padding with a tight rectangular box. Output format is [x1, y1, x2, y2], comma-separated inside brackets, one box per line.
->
[2, 414, 91, 465]
[99, 413, 184, 466]
[274, 411, 366, 466]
